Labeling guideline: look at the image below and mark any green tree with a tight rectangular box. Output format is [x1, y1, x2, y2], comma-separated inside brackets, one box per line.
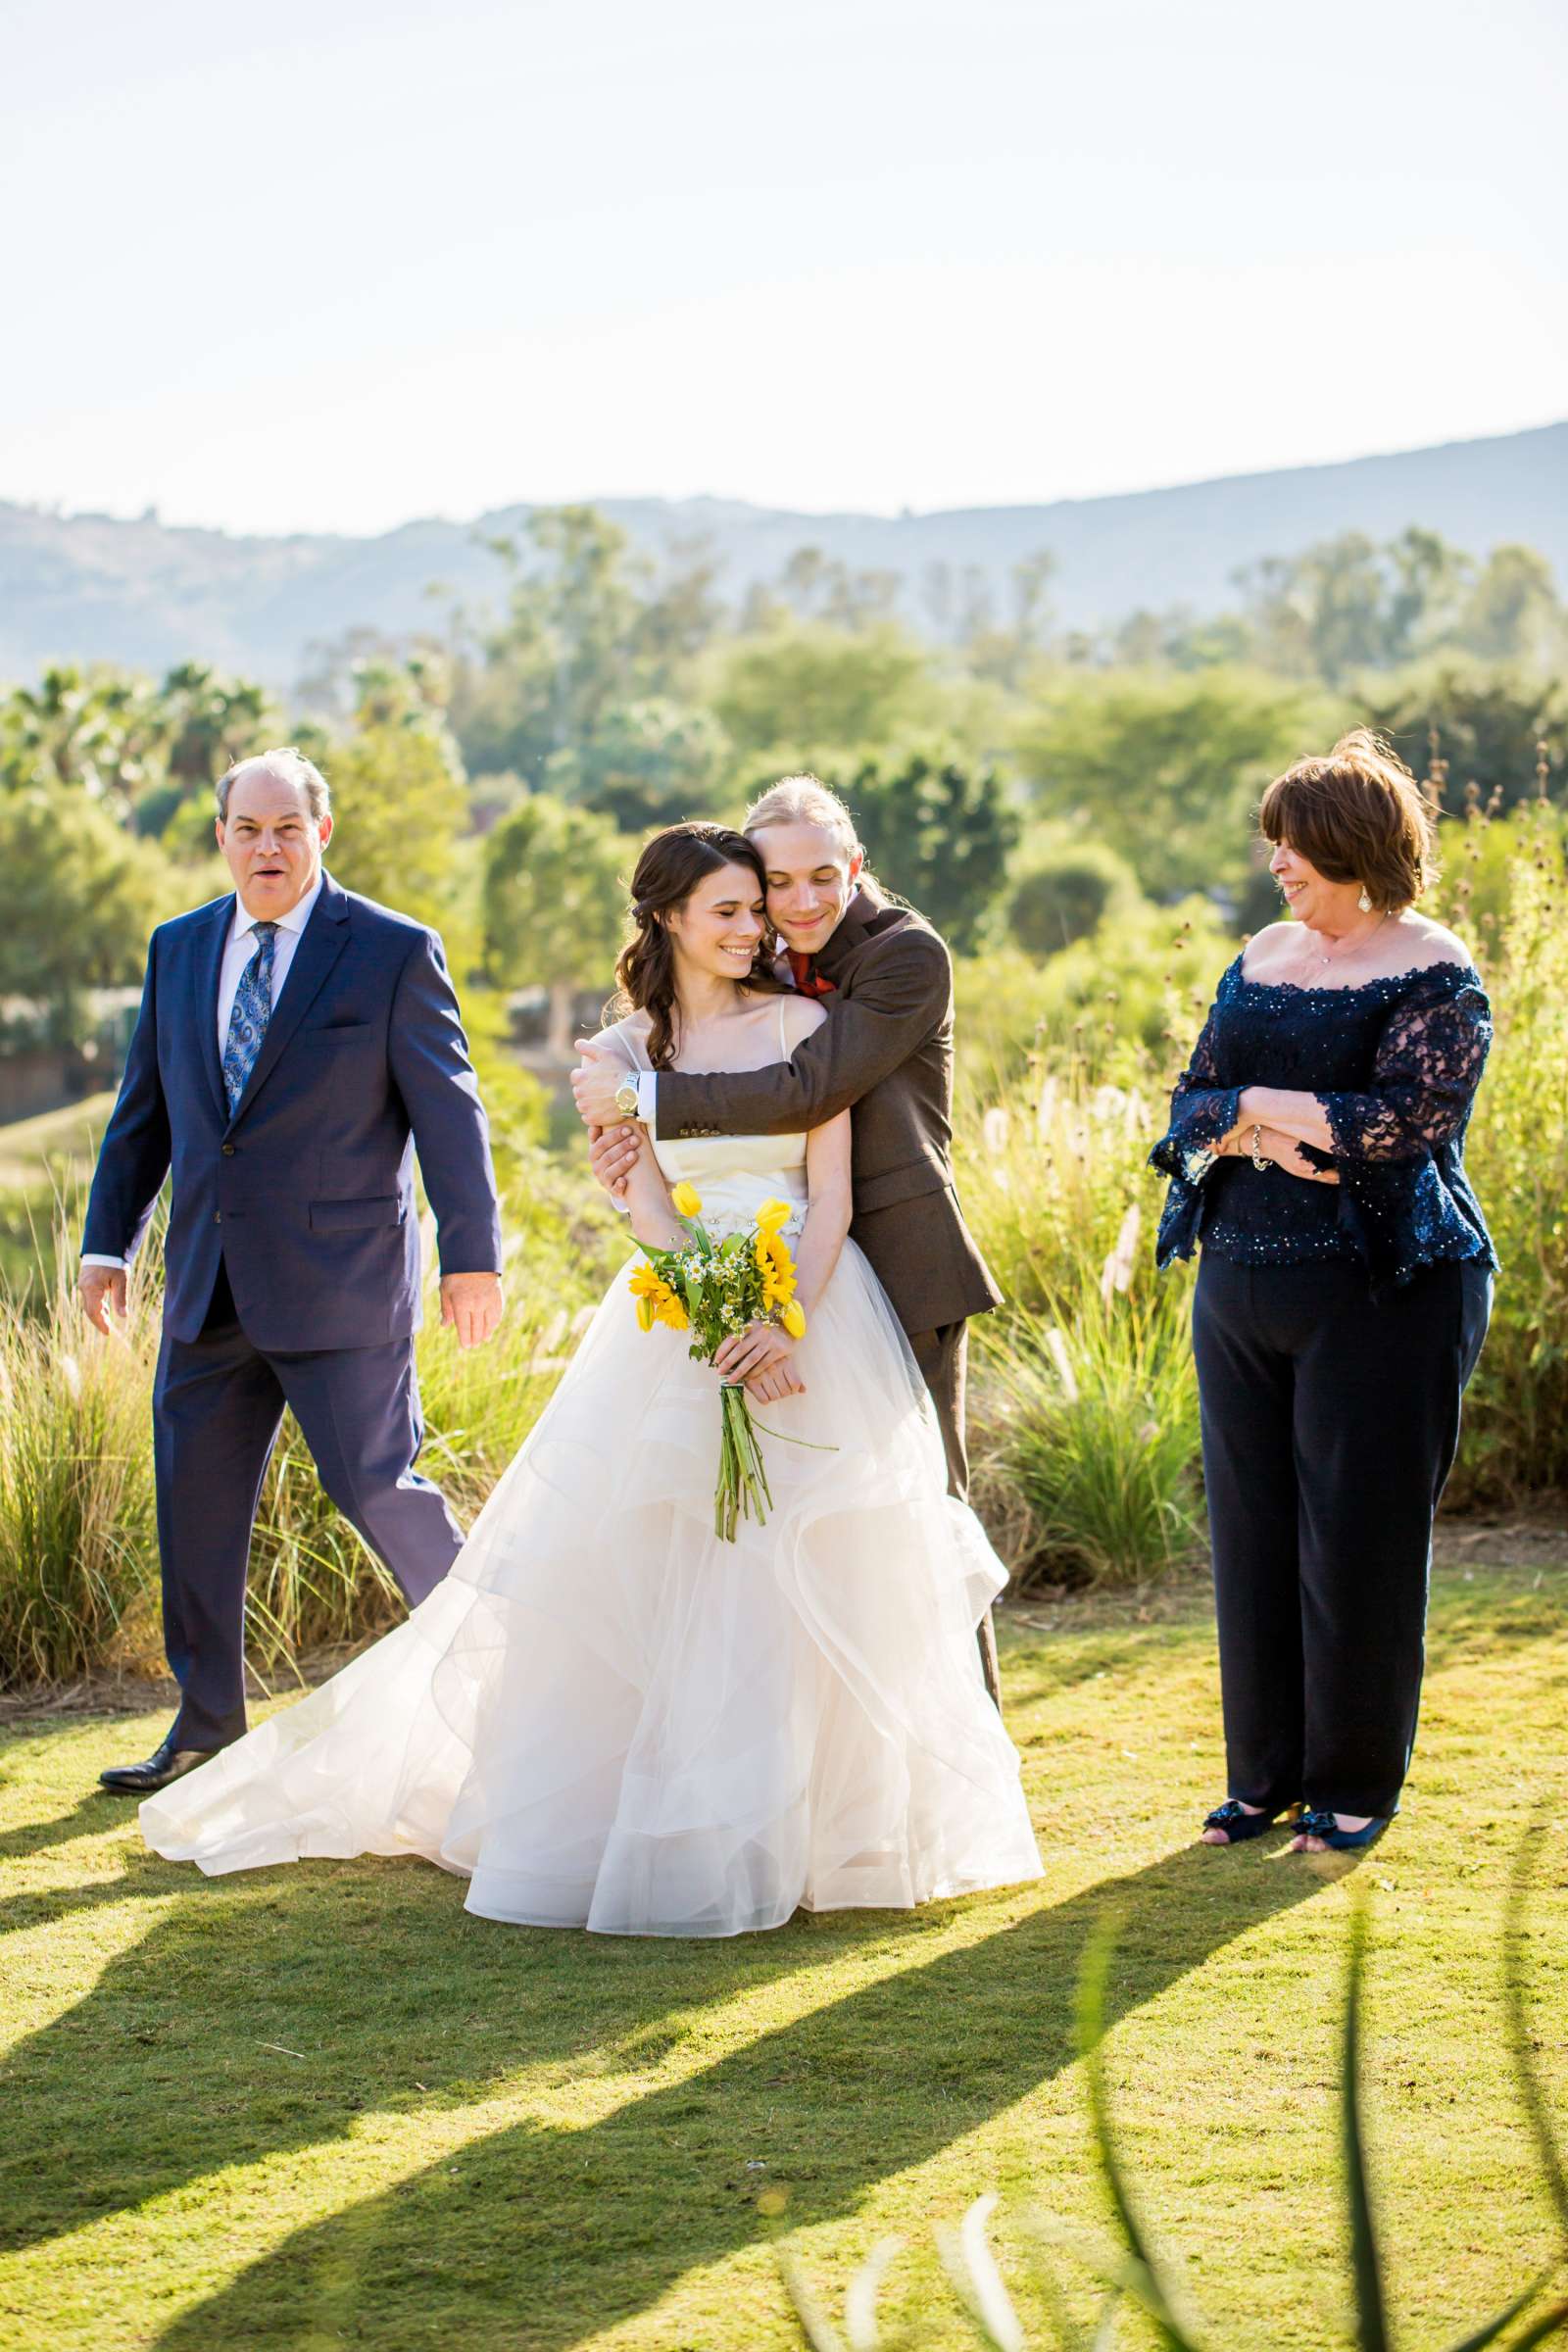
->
[1007, 838, 1141, 956]
[159, 662, 270, 795]
[453, 506, 640, 783]
[1384, 526, 1473, 664]
[452, 505, 723, 789]
[326, 660, 468, 930]
[547, 698, 732, 832]
[830, 749, 1019, 953]
[1012, 666, 1335, 906]
[961, 549, 1057, 686]
[482, 793, 629, 1056]
[0, 664, 166, 812]
[1244, 532, 1389, 684]
[710, 621, 936, 760]
[1231, 527, 1487, 681]
[633, 534, 727, 679]
[1359, 662, 1568, 816]
[1455, 545, 1565, 664]
[0, 787, 172, 1047]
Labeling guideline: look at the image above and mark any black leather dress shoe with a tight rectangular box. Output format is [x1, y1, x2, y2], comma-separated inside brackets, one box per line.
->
[99, 1726, 233, 1795]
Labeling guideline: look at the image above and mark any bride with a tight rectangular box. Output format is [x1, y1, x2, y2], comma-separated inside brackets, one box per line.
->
[142, 822, 1043, 1936]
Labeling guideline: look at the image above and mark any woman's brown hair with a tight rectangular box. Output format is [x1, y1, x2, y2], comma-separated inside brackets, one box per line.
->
[612, 822, 783, 1069]
[1258, 728, 1438, 912]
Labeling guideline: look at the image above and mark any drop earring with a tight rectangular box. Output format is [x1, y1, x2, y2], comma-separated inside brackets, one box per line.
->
[1357, 886, 1373, 913]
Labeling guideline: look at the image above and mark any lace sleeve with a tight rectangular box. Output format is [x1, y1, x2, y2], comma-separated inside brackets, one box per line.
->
[1149, 989, 1243, 1186]
[1309, 974, 1492, 1166]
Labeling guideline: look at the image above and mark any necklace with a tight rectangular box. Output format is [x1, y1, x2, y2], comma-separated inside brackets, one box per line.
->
[1307, 911, 1389, 972]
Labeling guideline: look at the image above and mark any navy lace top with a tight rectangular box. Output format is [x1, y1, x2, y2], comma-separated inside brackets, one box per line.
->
[1151, 956, 1497, 1297]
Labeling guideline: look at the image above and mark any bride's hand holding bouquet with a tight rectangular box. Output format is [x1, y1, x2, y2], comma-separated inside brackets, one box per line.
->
[627, 1187, 825, 1541]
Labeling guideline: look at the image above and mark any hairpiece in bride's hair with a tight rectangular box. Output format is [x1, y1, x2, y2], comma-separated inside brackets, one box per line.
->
[612, 821, 784, 1069]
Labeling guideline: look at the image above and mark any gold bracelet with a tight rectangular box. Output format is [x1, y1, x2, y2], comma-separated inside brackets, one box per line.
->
[1249, 1123, 1269, 1173]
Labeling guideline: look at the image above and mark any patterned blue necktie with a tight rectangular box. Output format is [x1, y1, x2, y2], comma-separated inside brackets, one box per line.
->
[222, 921, 278, 1114]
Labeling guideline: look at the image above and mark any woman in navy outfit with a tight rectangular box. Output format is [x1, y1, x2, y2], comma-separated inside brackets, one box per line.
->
[1152, 731, 1495, 1854]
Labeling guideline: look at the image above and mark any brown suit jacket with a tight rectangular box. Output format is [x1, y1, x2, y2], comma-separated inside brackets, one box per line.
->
[655, 891, 1002, 1337]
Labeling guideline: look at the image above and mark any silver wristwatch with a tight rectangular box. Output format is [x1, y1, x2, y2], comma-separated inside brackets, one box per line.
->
[614, 1075, 640, 1118]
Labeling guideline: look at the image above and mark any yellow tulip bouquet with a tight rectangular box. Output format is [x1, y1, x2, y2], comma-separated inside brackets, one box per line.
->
[628, 1186, 815, 1542]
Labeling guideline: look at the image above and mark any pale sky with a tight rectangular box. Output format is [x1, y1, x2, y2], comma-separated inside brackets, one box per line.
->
[3, 0, 1563, 536]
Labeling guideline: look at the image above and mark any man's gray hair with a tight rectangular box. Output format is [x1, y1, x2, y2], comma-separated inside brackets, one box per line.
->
[216, 747, 331, 825]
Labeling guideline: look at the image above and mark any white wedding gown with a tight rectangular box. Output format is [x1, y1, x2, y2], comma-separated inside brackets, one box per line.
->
[142, 1054, 1043, 1935]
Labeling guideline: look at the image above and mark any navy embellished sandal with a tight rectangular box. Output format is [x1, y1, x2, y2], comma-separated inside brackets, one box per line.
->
[1292, 1808, 1387, 1852]
[1201, 1799, 1285, 1845]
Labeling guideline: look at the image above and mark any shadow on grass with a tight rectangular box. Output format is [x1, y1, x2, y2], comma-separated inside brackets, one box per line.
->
[0, 1786, 126, 1869]
[0, 1833, 876, 2264]
[132, 1838, 1327, 2351]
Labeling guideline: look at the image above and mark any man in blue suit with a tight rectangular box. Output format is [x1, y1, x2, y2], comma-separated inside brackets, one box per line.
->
[80, 748, 505, 1794]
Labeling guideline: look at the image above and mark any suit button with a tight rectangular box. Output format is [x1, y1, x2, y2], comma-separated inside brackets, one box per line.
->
[221, 1144, 236, 1157]
[214, 1211, 222, 1224]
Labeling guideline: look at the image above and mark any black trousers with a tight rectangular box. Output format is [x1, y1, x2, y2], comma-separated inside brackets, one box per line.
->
[1192, 1252, 1492, 1819]
[152, 1259, 465, 1749]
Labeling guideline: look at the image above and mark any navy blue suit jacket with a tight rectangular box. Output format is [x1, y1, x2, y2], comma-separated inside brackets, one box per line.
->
[82, 872, 503, 1351]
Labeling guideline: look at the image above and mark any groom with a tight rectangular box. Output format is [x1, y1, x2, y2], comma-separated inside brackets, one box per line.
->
[572, 773, 1004, 1705]
[80, 748, 505, 1794]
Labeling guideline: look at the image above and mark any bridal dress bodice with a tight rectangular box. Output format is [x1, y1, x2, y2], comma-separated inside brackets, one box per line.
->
[651, 1130, 808, 1241]
[607, 1010, 809, 1242]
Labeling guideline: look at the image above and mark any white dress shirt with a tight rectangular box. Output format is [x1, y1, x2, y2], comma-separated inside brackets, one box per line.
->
[82, 875, 325, 1270]
[216, 873, 322, 1061]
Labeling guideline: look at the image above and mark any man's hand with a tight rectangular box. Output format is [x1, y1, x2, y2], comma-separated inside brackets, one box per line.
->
[440, 1271, 505, 1348]
[713, 1319, 804, 1391]
[571, 1041, 627, 1130]
[79, 1263, 127, 1335]
[589, 1123, 643, 1200]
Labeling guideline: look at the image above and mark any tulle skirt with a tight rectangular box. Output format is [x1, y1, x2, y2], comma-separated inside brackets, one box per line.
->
[141, 1240, 1043, 1936]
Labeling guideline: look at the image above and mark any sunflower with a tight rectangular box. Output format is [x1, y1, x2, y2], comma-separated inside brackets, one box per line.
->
[628, 1262, 689, 1332]
[755, 1228, 797, 1308]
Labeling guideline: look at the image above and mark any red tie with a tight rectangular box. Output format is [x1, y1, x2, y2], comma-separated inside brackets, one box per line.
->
[787, 951, 835, 997]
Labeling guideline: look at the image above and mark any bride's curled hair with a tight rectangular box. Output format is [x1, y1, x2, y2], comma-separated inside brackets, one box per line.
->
[613, 822, 784, 1069]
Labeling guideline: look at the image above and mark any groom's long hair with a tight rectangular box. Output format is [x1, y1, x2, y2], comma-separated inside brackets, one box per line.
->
[612, 823, 787, 1069]
[744, 773, 892, 905]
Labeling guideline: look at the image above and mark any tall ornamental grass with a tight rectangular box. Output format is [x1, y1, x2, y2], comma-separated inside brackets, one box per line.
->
[1430, 772, 1568, 1505]
[0, 1188, 619, 1690]
[0, 1239, 160, 1684]
[958, 1058, 1203, 1590]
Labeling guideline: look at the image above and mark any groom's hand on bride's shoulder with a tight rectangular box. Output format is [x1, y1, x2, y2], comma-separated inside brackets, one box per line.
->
[440, 1271, 505, 1348]
[588, 1122, 642, 1200]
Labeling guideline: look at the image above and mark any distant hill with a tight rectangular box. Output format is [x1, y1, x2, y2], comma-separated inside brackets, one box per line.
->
[2, 420, 1563, 687]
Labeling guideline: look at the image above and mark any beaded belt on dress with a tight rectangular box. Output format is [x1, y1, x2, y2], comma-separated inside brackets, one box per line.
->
[699, 1209, 808, 1244]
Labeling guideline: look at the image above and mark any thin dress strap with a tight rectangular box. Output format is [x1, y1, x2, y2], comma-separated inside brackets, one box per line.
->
[777, 995, 790, 1059]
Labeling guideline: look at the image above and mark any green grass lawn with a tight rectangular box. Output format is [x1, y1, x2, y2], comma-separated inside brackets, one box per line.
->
[2, 1558, 1565, 2352]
